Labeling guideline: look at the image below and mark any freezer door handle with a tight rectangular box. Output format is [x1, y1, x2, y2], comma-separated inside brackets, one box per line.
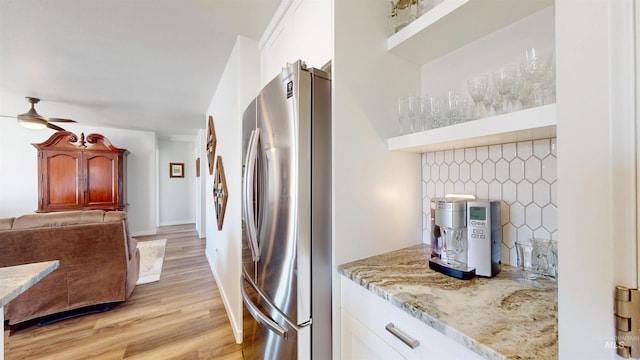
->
[241, 274, 288, 339]
[242, 128, 261, 262]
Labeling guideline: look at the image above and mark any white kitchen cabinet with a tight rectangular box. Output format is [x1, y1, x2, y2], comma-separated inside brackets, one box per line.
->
[340, 277, 484, 360]
[341, 309, 405, 360]
[292, 0, 331, 69]
[259, 0, 332, 85]
[260, 14, 295, 86]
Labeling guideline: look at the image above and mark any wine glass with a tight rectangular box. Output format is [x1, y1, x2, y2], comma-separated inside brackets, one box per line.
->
[518, 80, 533, 109]
[506, 72, 523, 112]
[482, 85, 496, 116]
[491, 64, 517, 115]
[467, 74, 489, 118]
[520, 47, 553, 106]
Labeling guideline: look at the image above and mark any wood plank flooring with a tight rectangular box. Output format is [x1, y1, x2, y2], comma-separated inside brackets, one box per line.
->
[4, 224, 245, 360]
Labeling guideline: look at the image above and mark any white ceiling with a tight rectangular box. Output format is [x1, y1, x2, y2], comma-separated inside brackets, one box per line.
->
[0, 0, 281, 139]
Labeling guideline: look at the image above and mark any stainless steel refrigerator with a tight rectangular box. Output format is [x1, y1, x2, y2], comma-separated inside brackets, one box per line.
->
[240, 60, 331, 360]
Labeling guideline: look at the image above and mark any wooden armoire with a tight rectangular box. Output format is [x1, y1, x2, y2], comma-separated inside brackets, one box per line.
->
[33, 131, 129, 212]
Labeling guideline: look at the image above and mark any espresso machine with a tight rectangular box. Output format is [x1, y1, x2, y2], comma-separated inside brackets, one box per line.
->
[429, 197, 501, 280]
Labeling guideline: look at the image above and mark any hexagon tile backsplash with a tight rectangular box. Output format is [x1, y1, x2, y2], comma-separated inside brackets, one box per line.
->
[422, 138, 557, 266]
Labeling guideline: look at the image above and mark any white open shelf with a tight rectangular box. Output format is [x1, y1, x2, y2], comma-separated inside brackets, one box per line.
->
[387, 0, 554, 64]
[388, 103, 556, 153]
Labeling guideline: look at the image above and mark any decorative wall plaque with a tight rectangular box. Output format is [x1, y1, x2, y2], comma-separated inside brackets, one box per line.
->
[213, 156, 228, 230]
[206, 116, 217, 175]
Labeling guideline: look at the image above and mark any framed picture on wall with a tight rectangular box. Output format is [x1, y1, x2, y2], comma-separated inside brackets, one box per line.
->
[170, 163, 184, 178]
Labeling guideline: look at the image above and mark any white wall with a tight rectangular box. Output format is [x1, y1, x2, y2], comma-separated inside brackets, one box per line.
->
[556, 1, 637, 358]
[206, 35, 260, 343]
[0, 123, 41, 216]
[158, 139, 195, 226]
[333, 1, 422, 358]
[0, 119, 158, 236]
[194, 129, 207, 238]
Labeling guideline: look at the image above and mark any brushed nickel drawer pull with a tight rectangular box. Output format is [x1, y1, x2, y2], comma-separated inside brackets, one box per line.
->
[385, 322, 420, 349]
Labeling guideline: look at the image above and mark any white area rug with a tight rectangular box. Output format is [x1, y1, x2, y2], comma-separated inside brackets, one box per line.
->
[136, 239, 167, 285]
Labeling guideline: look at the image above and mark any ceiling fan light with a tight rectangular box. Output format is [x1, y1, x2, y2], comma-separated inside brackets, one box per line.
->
[18, 117, 47, 130]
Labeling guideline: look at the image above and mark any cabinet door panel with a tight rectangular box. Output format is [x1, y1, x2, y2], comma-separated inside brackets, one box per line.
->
[43, 151, 81, 211]
[341, 309, 405, 360]
[84, 153, 118, 208]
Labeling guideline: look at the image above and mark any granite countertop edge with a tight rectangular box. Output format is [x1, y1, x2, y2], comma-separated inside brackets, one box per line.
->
[0, 260, 60, 307]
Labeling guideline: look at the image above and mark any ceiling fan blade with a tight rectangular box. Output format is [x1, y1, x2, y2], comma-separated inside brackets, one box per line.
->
[18, 97, 77, 125]
[48, 118, 77, 123]
[18, 109, 44, 121]
[46, 123, 66, 132]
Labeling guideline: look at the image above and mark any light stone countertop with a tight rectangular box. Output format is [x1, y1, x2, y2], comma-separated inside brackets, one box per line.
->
[338, 244, 557, 360]
[0, 261, 59, 307]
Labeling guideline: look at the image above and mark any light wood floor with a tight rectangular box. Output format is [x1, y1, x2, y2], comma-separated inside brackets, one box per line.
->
[4, 224, 245, 360]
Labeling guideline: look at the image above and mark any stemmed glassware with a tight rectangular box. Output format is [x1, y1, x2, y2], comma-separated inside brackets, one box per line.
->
[482, 85, 496, 117]
[506, 72, 523, 112]
[394, 47, 556, 134]
[467, 74, 489, 118]
[491, 64, 517, 115]
[519, 47, 553, 107]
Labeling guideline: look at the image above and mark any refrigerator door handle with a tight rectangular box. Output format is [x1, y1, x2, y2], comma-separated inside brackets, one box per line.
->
[243, 129, 261, 262]
[241, 274, 288, 340]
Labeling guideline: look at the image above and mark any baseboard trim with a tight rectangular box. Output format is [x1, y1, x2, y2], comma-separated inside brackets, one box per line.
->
[130, 229, 157, 237]
[206, 249, 243, 344]
[158, 220, 195, 227]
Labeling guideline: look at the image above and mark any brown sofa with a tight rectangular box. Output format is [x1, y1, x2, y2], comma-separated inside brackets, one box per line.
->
[0, 210, 140, 325]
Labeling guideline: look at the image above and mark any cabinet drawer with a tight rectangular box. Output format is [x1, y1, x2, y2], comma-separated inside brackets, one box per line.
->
[341, 309, 405, 359]
[341, 277, 484, 359]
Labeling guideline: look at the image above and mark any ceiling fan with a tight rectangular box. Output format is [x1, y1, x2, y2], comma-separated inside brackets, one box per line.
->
[2, 97, 77, 131]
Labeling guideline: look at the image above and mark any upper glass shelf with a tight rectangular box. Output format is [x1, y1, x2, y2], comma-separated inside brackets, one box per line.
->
[387, 0, 554, 64]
